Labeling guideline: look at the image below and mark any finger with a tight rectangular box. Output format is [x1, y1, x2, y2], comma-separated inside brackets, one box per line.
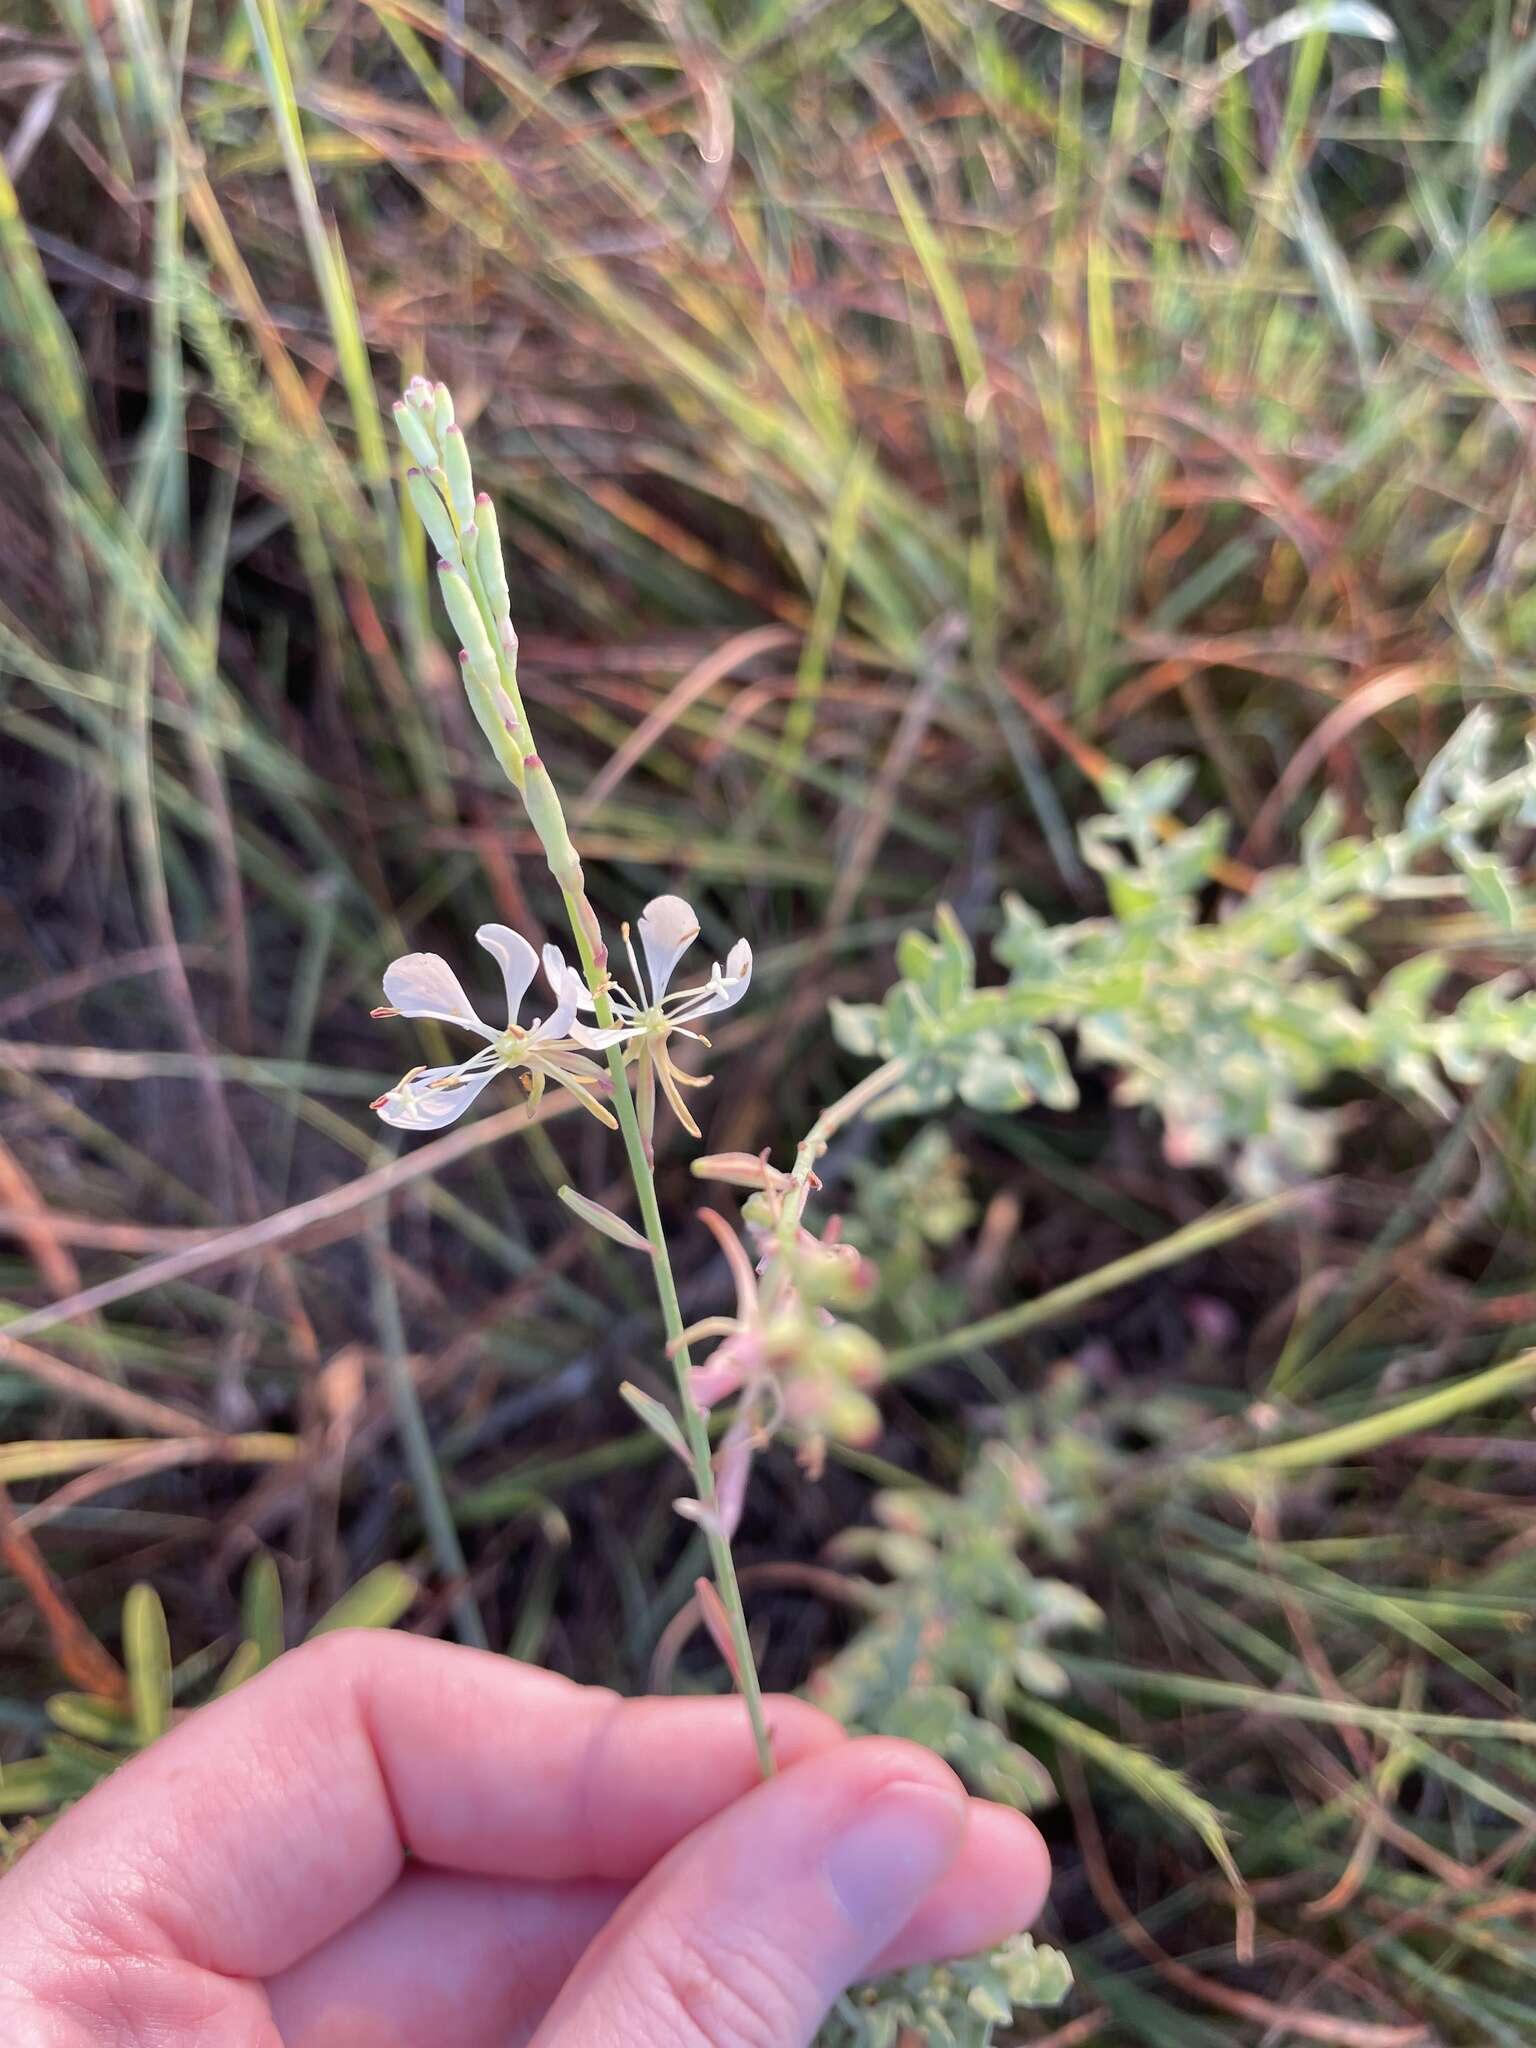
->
[266, 1796, 1051, 2048]
[267, 1870, 620, 2048]
[871, 1800, 1052, 1973]
[531, 1737, 974, 2048]
[0, 1630, 841, 1981]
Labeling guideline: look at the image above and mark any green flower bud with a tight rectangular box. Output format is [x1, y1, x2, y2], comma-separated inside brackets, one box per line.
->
[406, 469, 459, 564]
[442, 423, 475, 525]
[522, 757, 580, 882]
[437, 560, 497, 672]
[473, 494, 513, 630]
[393, 399, 438, 469]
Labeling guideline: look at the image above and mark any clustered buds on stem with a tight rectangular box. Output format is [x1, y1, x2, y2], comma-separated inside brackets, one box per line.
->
[667, 1192, 889, 1532]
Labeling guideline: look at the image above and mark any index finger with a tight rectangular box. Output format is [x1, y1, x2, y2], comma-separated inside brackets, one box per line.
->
[0, 1629, 842, 1980]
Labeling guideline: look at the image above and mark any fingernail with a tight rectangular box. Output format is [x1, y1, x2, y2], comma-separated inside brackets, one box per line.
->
[824, 1781, 965, 1935]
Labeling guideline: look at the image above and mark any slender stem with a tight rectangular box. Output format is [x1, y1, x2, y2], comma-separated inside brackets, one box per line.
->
[557, 887, 776, 1776]
[401, 404, 781, 1764]
[887, 1186, 1306, 1376]
[785, 1055, 911, 1226]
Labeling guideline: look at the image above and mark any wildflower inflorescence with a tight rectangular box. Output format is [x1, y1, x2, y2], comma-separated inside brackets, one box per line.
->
[375, 382, 1073, 2030]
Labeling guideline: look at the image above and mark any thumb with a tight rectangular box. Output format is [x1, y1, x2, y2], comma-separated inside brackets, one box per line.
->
[530, 1738, 968, 2048]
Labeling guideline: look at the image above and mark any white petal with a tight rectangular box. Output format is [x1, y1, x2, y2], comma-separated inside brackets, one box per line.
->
[637, 894, 700, 1002]
[475, 924, 538, 1024]
[571, 1019, 641, 1050]
[543, 941, 596, 1012]
[382, 953, 493, 1036]
[528, 966, 586, 1043]
[679, 937, 753, 1019]
[375, 1061, 499, 1132]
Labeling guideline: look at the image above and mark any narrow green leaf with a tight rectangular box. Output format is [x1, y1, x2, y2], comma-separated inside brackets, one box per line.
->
[241, 1552, 285, 1670]
[618, 1381, 690, 1464]
[559, 1185, 654, 1254]
[45, 1694, 133, 1745]
[124, 1583, 173, 1747]
[1016, 1695, 1248, 1913]
[214, 1639, 265, 1698]
[308, 1564, 419, 1636]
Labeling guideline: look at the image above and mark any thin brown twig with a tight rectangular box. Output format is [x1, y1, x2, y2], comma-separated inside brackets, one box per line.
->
[0, 1137, 83, 1303]
[0, 1332, 206, 1438]
[13, 1438, 301, 1533]
[574, 624, 798, 820]
[0, 1209, 216, 1254]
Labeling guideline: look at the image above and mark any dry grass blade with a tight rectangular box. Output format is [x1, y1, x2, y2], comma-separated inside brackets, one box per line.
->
[1, 1095, 584, 1344]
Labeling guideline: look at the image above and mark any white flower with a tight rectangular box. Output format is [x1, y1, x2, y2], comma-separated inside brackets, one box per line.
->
[543, 894, 752, 1141]
[371, 924, 616, 1132]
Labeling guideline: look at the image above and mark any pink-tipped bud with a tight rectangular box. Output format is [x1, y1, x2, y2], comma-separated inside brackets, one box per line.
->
[690, 1150, 792, 1192]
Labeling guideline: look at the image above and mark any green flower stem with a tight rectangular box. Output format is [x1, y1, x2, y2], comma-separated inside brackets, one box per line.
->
[785, 1055, 911, 1227]
[558, 881, 777, 1778]
[415, 416, 774, 1773]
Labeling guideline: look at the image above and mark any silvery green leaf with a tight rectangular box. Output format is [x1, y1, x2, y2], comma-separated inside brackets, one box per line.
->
[1116, 754, 1197, 823]
[956, 1044, 1034, 1112]
[930, 904, 975, 1006]
[839, 709, 1530, 1185]
[867, 1067, 958, 1119]
[1157, 812, 1229, 892]
[964, 1973, 1012, 2025]
[1300, 787, 1345, 868]
[1010, 1027, 1078, 1111]
[994, 893, 1055, 979]
[1405, 706, 1494, 834]
[1014, 1647, 1070, 1697]
[1518, 738, 1536, 826]
[829, 998, 885, 1058]
[1454, 844, 1520, 929]
[1374, 950, 1448, 1016]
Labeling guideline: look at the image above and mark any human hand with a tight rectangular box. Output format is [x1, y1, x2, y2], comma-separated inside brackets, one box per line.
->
[0, 1630, 1050, 2046]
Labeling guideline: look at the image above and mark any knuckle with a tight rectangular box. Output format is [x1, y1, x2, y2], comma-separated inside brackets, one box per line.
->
[633, 1910, 817, 2048]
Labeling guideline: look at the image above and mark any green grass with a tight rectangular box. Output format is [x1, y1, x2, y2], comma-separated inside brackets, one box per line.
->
[3, 0, 1536, 2039]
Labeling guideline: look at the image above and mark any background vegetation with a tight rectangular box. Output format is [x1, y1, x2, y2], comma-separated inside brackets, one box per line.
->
[2, 1, 1535, 2041]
